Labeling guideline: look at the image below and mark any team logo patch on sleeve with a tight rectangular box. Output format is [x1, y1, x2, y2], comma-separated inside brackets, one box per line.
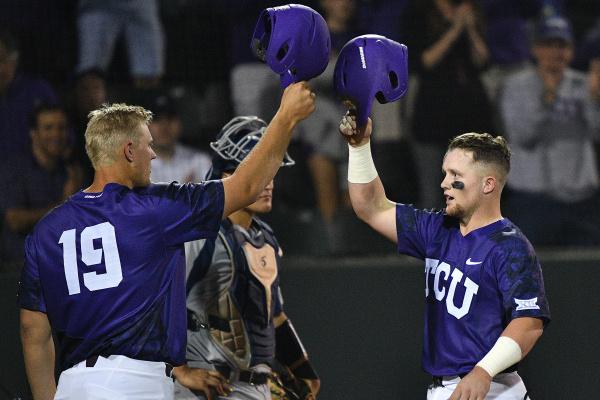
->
[514, 297, 540, 310]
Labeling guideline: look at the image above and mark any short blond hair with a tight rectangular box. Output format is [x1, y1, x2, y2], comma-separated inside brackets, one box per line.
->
[85, 103, 153, 169]
[448, 132, 511, 185]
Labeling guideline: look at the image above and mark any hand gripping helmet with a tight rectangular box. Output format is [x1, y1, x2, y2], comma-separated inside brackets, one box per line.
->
[251, 4, 331, 88]
[207, 116, 295, 180]
[333, 34, 408, 127]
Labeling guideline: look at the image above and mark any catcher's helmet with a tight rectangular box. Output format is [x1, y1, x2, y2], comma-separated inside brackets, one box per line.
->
[334, 34, 408, 127]
[251, 4, 330, 88]
[208, 116, 295, 180]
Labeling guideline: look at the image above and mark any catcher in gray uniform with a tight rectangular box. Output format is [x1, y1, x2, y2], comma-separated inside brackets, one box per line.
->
[175, 116, 320, 400]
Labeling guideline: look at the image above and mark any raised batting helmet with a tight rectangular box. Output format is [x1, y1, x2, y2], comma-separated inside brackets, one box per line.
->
[251, 4, 330, 88]
[333, 34, 408, 127]
[208, 116, 295, 180]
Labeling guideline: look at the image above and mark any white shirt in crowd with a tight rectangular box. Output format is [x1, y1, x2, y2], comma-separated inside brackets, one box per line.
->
[151, 144, 212, 184]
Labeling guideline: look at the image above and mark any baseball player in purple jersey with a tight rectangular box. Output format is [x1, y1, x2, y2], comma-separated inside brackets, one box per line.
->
[18, 82, 315, 400]
[339, 115, 550, 399]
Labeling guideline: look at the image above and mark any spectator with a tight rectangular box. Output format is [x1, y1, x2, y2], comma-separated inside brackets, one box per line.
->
[140, 90, 212, 183]
[500, 16, 600, 246]
[403, 0, 494, 209]
[478, 0, 544, 102]
[76, 0, 164, 87]
[0, 29, 57, 157]
[0, 104, 82, 269]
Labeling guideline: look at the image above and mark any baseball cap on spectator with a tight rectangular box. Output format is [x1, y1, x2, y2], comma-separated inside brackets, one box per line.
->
[535, 16, 574, 44]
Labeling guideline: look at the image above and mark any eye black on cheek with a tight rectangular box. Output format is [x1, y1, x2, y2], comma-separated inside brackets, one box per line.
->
[451, 181, 465, 190]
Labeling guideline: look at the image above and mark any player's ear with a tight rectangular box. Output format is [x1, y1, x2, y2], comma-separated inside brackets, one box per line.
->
[482, 176, 496, 194]
[124, 141, 135, 162]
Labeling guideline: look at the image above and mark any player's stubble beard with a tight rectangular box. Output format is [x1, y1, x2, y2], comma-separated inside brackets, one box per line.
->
[446, 201, 467, 221]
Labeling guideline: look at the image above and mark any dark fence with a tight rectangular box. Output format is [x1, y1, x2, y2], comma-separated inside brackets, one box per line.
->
[2, 250, 599, 399]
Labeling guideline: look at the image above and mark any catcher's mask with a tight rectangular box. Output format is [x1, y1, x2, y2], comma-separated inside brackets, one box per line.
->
[251, 4, 330, 88]
[207, 116, 295, 180]
[334, 34, 409, 127]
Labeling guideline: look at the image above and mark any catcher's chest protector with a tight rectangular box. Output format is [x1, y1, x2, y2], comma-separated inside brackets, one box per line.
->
[206, 218, 283, 369]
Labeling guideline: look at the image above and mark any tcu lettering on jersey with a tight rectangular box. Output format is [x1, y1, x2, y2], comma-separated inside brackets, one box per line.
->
[424, 258, 479, 319]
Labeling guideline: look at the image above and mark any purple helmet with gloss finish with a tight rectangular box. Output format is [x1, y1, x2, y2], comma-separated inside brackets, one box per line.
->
[334, 34, 409, 127]
[251, 4, 330, 88]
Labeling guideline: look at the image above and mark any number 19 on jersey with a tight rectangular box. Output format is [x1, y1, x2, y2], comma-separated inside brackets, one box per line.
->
[58, 222, 123, 295]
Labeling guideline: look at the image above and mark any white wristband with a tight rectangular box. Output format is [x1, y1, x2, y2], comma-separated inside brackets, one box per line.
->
[476, 336, 522, 377]
[348, 142, 378, 184]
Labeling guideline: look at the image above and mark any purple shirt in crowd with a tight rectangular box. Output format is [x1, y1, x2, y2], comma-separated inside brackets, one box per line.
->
[18, 181, 224, 371]
[0, 154, 67, 265]
[395, 204, 550, 376]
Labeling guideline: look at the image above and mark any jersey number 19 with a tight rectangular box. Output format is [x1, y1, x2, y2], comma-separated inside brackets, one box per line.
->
[58, 222, 123, 295]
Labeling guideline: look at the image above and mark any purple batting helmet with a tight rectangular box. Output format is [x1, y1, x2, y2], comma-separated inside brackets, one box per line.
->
[334, 34, 408, 127]
[251, 4, 330, 88]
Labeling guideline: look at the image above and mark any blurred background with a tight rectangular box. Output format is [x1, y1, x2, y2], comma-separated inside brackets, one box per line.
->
[0, 0, 599, 399]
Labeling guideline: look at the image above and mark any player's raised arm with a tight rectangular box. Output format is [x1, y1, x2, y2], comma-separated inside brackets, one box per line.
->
[339, 112, 398, 242]
[332, 35, 408, 243]
[221, 82, 315, 218]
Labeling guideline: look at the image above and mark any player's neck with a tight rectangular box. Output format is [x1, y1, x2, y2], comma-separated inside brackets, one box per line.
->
[228, 209, 254, 230]
[85, 165, 135, 192]
[459, 204, 502, 236]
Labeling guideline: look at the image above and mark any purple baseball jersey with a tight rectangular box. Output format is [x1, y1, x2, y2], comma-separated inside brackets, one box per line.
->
[18, 181, 224, 370]
[395, 204, 550, 376]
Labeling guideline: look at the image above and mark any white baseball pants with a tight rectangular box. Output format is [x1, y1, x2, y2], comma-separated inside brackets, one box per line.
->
[54, 355, 174, 400]
[427, 372, 529, 400]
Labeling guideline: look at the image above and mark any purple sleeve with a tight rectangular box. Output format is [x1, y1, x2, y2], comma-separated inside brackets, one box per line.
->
[18, 233, 47, 312]
[493, 239, 551, 324]
[395, 204, 445, 259]
[155, 181, 225, 246]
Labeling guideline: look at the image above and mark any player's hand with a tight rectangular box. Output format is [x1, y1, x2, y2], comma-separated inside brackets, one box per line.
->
[278, 81, 316, 124]
[173, 365, 231, 400]
[338, 106, 372, 147]
[448, 366, 492, 400]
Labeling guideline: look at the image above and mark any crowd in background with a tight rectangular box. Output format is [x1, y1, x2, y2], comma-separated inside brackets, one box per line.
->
[1, 0, 599, 270]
